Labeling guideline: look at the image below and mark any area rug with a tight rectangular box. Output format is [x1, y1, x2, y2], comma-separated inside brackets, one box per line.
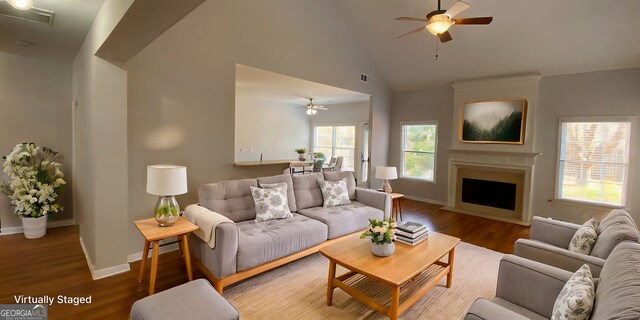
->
[222, 242, 504, 319]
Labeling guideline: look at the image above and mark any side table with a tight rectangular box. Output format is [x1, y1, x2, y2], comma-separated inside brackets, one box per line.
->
[134, 217, 199, 294]
[390, 192, 404, 222]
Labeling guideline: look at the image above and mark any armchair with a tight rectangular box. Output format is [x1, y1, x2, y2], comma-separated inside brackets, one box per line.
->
[514, 210, 639, 277]
[465, 242, 640, 320]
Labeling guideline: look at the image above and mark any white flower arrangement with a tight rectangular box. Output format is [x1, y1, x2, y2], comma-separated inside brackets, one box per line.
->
[1, 143, 66, 218]
[360, 218, 397, 245]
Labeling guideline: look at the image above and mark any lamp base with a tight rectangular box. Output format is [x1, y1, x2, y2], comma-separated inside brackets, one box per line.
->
[154, 195, 180, 227]
[382, 180, 393, 194]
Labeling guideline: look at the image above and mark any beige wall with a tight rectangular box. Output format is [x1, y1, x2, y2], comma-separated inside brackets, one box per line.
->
[388, 86, 453, 203]
[0, 53, 73, 229]
[72, 0, 132, 272]
[126, 0, 392, 256]
[235, 96, 310, 162]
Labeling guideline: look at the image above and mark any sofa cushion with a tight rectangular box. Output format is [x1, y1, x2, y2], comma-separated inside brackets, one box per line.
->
[292, 172, 324, 210]
[319, 178, 351, 208]
[323, 171, 356, 200]
[568, 218, 598, 255]
[297, 201, 384, 239]
[489, 298, 548, 320]
[199, 179, 257, 222]
[257, 174, 297, 212]
[590, 242, 640, 319]
[235, 213, 327, 271]
[551, 264, 595, 320]
[597, 209, 637, 234]
[250, 185, 293, 222]
[590, 223, 640, 259]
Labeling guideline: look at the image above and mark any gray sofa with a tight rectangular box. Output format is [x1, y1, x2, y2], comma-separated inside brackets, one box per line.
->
[514, 210, 639, 277]
[188, 171, 391, 292]
[465, 242, 640, 320]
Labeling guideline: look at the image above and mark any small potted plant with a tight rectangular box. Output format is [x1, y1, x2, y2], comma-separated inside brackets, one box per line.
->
[313, 152, 325, 161]
[360, 218, 397, 257]
[1, 143, 66, 239]
[295, 148, 307, 161]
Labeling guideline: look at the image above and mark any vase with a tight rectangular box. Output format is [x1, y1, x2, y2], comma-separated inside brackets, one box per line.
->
[298, 155, 306, 161]
[154, 195, 181, 227]
[371, 242, 395, 257]
[22, 215, 47, 239]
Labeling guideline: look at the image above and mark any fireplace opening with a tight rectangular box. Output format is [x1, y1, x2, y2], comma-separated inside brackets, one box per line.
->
[461, 178, 516, 211]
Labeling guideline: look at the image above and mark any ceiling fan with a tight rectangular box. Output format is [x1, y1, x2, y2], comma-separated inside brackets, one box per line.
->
[306, 98, 327, 115]
[395, 0, 492, 43]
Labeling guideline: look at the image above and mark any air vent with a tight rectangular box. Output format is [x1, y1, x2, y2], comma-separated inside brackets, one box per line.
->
[360, 74, 369, 82]
[0, 3, 54, 25]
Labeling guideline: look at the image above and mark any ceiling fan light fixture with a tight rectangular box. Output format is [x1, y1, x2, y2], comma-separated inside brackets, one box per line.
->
[311, 109, 317, 115]
[306, 109, 312, 115]
[426, 14, 452, 35]
[7, 0, 34, 10]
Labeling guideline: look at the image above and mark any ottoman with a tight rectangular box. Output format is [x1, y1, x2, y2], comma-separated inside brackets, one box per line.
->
[130, 279, 239, 320]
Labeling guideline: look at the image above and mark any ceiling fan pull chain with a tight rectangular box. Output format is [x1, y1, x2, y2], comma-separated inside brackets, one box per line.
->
[435, 38, 440, 60]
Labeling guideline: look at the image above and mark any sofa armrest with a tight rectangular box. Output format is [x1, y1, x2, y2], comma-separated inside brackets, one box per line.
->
[530, 216, 580, 248]
[189, 222, 239, 279]
[513, 238, 605, 277]
[496, 255, 573, 318]
[355, 188, 392, 219]
[465, 299, 531, 320]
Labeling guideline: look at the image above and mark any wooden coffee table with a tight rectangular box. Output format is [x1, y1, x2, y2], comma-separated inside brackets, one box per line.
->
[320, 232, 460, 320]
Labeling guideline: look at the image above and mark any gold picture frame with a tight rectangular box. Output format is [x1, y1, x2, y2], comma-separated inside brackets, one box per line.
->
[459, 98, 527, 144]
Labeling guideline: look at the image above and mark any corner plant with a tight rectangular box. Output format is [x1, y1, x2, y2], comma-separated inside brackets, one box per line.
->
[0, 143, 66, 218]
[360, 218, 397, 245]
[295, 148, 307, 155]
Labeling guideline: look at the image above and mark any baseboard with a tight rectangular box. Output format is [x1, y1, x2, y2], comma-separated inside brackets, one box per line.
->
[402, 195, 447, 206]
[79, 237, 131, 280]
[127, 243, 179, 262]
[0, 219, 75, 235]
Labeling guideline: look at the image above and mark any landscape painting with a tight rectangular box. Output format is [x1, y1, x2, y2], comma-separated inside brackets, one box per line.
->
[460, 99, 527, 144]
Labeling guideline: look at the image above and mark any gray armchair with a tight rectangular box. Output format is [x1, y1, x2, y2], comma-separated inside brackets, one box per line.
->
[465, 242, 640, 320]
[514, 210, 639, 277]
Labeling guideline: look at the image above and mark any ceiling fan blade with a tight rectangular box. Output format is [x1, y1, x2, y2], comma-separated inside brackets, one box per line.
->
[453, 17, 493, 25]
[395, 26, 426, 39]
[438, 31, 452, 43]
[395, 17, 428, 22]
[445, 1, 470, 18]
[316, 107, 328, 110]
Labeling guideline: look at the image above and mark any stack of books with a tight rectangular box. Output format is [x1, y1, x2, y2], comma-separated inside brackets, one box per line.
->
[395, 221, 429, 246]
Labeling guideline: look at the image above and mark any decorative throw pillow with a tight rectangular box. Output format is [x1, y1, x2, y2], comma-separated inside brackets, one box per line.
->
[568, 218, 598, 254]
[551, 264, 595, 320]
[250, 185, 293, 222]
[318, 178, 351, 208]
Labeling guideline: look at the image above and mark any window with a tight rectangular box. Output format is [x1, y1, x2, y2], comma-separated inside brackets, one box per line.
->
[313, 125, 356, 171]
[556, 118, 632, 206]
[401, 122, 437, 182]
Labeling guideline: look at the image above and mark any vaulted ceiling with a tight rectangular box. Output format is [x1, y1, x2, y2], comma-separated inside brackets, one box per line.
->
[336, 0, 640, 91]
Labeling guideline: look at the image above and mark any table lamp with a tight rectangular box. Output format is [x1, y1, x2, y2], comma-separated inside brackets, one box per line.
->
[146, 165, 188, 226]
[375, 166, 397, 194]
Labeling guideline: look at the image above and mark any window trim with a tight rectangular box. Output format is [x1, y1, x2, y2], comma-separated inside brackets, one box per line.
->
[400, 120, 438, 183]
[554, 116, 636, 208]
[312, 124, 357, 171]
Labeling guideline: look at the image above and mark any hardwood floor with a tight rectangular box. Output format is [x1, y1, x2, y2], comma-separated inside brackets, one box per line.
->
[0, 198, 529, 319]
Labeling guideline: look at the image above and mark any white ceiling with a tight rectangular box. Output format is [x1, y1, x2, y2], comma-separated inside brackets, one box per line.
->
[0, 0, 105, 61]
[236, 64, 370, 106]
[335, 0, 640, 91]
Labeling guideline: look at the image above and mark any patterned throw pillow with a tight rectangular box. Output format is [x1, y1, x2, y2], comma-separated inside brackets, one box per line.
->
[250, 185, 293, 222]
[568, 218, 598, 254]
[551, 264, 595, 320]
[318, 178, 351, 208]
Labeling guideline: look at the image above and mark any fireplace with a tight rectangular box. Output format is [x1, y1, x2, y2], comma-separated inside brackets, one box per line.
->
[443, 149, 539, 225]
[461, 178, 517, 211]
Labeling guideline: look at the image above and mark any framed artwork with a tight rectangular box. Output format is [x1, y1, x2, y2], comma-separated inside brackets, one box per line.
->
[459, 98, 527, 144]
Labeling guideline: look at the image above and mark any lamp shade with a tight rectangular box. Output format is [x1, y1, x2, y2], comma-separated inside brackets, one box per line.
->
[375, 166, 398, 180]
[146, 165, 188, 196]
[7, 0, 34, 10]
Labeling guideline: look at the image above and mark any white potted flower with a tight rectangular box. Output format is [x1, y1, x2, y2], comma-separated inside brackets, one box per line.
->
[1, 143, 66, 239]
[360, 218, 397, 257]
